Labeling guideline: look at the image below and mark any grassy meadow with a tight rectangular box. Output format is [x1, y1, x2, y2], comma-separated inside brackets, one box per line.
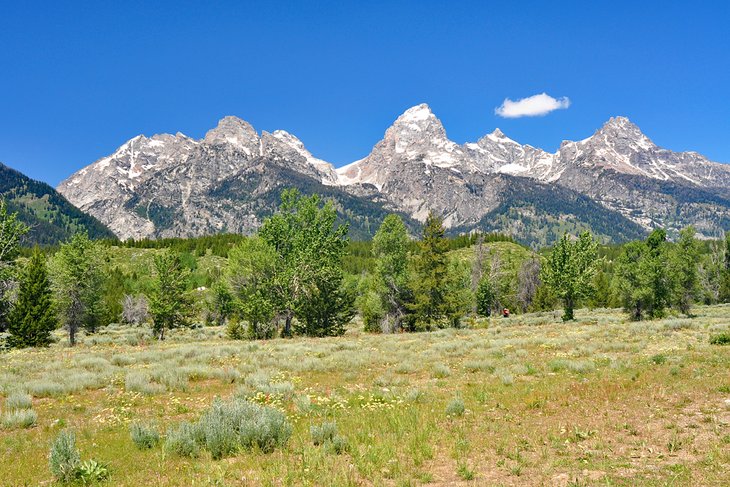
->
[1, 305, 729, 486]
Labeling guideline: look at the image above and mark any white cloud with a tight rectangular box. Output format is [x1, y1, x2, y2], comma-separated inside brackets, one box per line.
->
[495, 93, 571, 118]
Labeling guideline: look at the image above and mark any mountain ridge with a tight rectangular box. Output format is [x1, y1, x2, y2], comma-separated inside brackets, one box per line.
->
[56, 105, 730, 245]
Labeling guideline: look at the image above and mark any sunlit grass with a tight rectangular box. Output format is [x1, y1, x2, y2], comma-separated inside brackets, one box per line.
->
[1, 304, 729, 485]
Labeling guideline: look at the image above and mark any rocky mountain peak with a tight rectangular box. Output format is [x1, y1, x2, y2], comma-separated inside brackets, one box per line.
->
[203, 116, 260, 154]
[387, 104, 446, 137]
[591, 116, 655, 150]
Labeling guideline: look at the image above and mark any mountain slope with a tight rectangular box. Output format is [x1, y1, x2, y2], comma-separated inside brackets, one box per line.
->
[0, 163, 114, 245]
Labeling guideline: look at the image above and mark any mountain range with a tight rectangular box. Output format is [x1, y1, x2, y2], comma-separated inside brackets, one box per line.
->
[49, 104, 730, 246]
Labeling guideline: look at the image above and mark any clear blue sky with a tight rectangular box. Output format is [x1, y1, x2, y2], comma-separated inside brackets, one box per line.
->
[1, 1, 728, 186]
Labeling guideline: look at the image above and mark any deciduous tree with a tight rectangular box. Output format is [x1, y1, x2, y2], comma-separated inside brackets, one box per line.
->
[541, 232, 598, 321]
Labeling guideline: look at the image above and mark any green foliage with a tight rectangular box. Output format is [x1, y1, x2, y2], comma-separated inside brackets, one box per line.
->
[710, 333, 730, 345]
[164, 422, 201, 458]
[260, 189, 354, 337]
[49, 430, 81, 483]
[541, 232, 599, 321]
[5, 392, 32, 410]
[445, 397, 465, 417]
[310, 421, 338, 446]
[206, 280, 235, 326]
[1, 408, 37, 429]
[165, 398, 292, 459]
[613, 229, 671, 320]
[147, 250, 193, 340]
[50, 233, 107, 345]
[0, 199, 29, 332]
[129, 422, 160, 450]
[368, 214, 414, 332]
[409, 213, 458, 330]
[0, 163, 114, 246]
[76, 459, 110, 484]
[669, 226, 701, 316]
[719, 233, 730, 303]
[476, 276, 495, 317]
[8, 249, 56, 348]
[227, 237, 277, 339]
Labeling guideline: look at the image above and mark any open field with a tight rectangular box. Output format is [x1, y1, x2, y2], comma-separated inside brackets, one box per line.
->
[1, 306, 729, 486]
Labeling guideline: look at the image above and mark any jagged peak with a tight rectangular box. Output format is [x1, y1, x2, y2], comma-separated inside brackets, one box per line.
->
[386, 103, 446, 140]
[590, 116, 656, 150]
[396, 103, 435, 123]
[203, 115, 259, 150]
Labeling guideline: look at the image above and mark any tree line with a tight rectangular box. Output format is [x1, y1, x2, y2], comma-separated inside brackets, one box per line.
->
[1, 192, 729, 349]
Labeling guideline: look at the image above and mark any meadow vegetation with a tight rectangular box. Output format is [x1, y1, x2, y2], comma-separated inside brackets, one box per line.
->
[1, 191, 730, 485]
[1, 306, 729, 485]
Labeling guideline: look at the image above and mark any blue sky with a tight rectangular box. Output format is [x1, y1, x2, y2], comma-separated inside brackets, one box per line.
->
[1, 1, 728, 186]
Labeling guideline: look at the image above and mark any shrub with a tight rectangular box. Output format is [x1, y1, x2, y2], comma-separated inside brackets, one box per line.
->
[130, 422, 160, 450]
[5, 392, 32, 410]
[445, 397, 465, 417]
[310, 421, 337, 446]
[110, 354, 136, 366]
[125, 372, 165, 395]
[650, 354, 667, 365]
[226, 321, 246, 340]
[164, 422, 201, 458]
[27, 380, 65, 398]
[166, 399, 292, 459]
[432, 364, 451, 379]
[294, 395, 313, 414]
[49, 430, 81, 483]
[325, 435, 349, 455]
[1, 409, 37, 429]
[710, 333, 730, 345]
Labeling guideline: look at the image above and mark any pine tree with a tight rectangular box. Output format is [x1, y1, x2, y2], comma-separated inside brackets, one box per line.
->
[0, 199, 28, 332]
[541, 232, 599, 321]
[409, 212, 450, 329]
[8, 249, 56, 347]
[148, 250, 193, 340]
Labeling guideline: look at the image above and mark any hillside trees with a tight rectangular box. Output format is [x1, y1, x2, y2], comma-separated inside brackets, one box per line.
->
[0, 199, 28, 332]
[7, 249, 56, 347]
[541, 232, 599, 321]
[50, 233, 106, 345]
[148, 250, 193, 340]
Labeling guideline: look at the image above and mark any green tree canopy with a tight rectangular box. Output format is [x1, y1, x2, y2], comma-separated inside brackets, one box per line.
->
[259, 189, 354, 337]
[50, 232, 106, 345]
[148, 250, 193, 340]
[541, 231, 599, 321]
[8, 248, 56, 347]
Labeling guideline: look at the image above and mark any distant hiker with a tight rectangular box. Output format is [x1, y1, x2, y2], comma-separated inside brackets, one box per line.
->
[502, 308, 510, 318]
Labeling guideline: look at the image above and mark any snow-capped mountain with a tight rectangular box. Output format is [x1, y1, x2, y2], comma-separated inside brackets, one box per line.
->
[337, 105, 730, 238]
[57, 106, 730, 244]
